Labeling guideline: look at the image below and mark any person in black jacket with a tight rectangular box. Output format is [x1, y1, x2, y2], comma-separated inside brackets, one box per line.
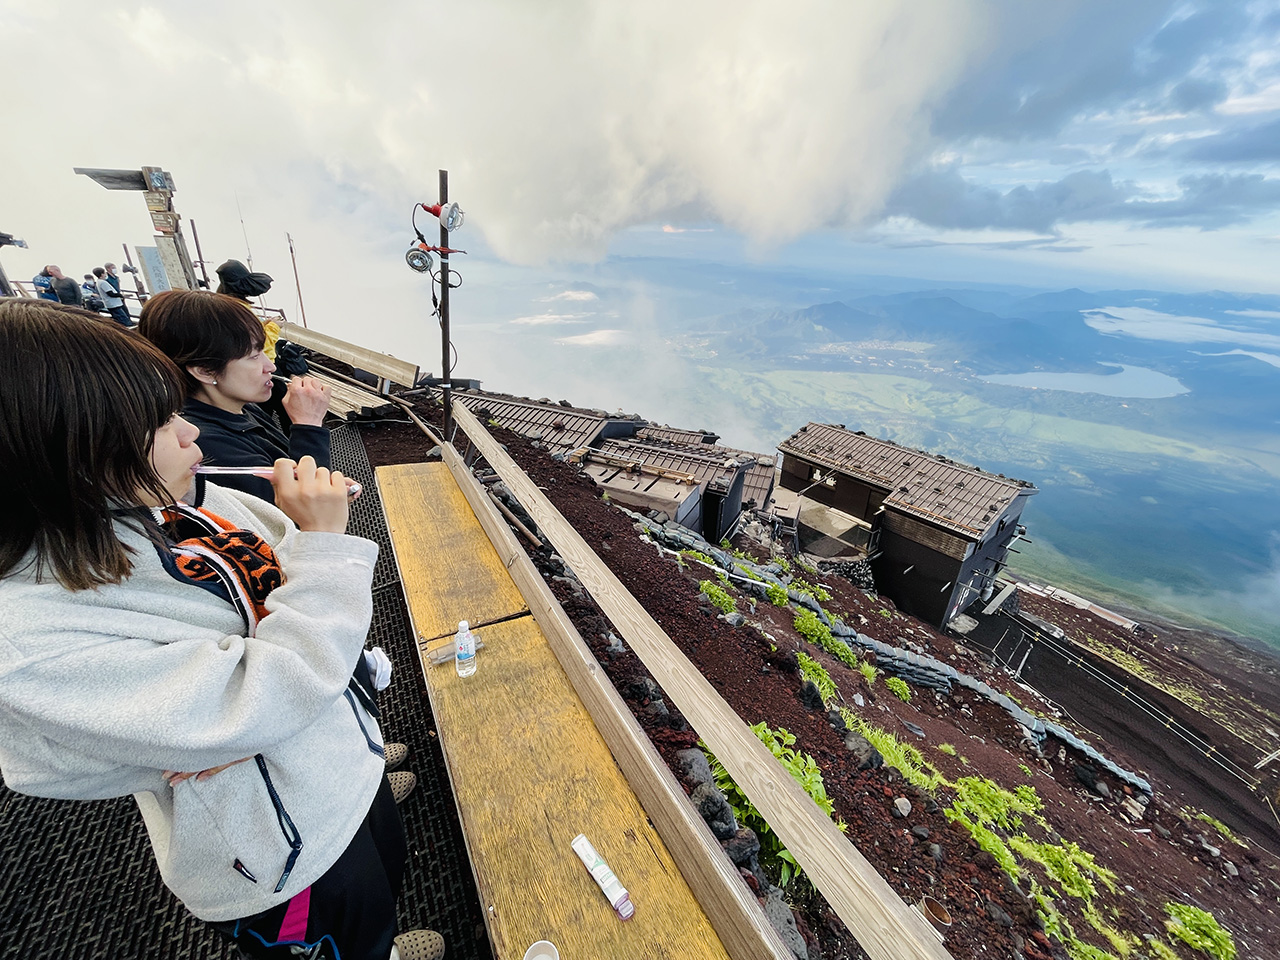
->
[137, 291, 333, 504]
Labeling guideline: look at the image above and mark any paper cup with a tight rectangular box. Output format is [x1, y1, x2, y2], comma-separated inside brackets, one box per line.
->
[523, 941, 560, 960]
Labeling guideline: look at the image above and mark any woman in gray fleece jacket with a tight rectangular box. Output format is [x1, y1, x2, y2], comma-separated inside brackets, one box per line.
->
[0, 301, 442, 960]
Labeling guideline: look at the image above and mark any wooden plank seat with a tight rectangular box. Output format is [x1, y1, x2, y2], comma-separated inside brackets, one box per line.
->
[305, 371, 397, 421]
[278, 320, 419, 391]
[377, 462, 733, 960]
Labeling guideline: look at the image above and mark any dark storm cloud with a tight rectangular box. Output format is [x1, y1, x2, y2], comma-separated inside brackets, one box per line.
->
[1184, 117, 1280, 162]
[888, 169, 1280, 231]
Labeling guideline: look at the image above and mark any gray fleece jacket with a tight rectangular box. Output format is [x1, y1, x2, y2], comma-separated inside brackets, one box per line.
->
[0, 484, 385, 922]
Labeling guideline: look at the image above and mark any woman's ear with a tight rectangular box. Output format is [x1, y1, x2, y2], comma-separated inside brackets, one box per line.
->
[187, 365, 219, 387]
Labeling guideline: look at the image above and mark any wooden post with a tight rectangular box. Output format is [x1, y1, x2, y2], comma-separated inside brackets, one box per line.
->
[439, 169, 453, 442]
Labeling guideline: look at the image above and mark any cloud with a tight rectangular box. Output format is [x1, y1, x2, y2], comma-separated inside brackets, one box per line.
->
[888, 168, 1280, 232]
[1183, 116, 1280, 162]
[511, 313, 593, 325]
[556, 329, 626, 346]
[662, 225, 715, 234]
[540, 290, 599, 302]
[1082, 306, 1280, 350]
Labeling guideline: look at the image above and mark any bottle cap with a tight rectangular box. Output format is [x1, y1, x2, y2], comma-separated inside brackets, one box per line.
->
[458, 620, 469, 630]
[616, 897, 635, 920]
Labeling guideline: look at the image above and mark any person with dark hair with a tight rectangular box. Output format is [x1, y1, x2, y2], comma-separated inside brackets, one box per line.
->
[216, 258, 293, 431]
[32, 265, 58, 301]
[93, 265, 130, 326]
[137, 291, 332, 504]
[0, 299, 444, 960]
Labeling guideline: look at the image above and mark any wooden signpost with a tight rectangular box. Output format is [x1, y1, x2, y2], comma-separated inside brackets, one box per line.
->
[74, 165, 197, 289]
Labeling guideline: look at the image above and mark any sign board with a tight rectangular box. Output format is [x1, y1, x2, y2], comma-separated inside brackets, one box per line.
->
[155, 236, 190, 289]
[73, 167, 148, 191]
[150, 210, 179, 234]
[135, 245, 170, 294]
[141, 166, 175, 194]
[145, 191, 172, 212]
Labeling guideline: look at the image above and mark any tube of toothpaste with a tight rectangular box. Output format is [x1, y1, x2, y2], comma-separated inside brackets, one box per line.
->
[570, 833, 635, 920]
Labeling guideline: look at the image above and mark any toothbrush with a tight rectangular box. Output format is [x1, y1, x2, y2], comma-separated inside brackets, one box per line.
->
[196, 465, 362, 498]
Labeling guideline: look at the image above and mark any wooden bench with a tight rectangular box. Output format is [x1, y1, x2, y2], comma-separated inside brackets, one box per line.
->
[377, 461, 753, 960]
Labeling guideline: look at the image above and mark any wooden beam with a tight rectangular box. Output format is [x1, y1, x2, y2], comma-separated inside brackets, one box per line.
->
[307, 371, 395, 420]
[427, 433, 791, 960]
[278, 320, 419, 387]
[449, 401, 954, 960]
[73, 167, 147, 190]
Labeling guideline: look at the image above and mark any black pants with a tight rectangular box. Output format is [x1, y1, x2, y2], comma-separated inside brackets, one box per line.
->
[211, 776, 407, 960]
[108, 305, 131, 327]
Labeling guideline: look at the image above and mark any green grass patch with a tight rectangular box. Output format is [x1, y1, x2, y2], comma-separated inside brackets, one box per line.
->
[1187, 809, 1246, 848]
[1164, 903, 1236, 960]
[1010, 838, 1116, 901]
[858, 661, 879, 684]
[702, 723, 843, 886]
[699, 580, 736, 614]
[766, 583, 789, 606]
[796, 652, 837, 706]
[793, 609, 859, 668]
[885, 676, 912, 702]
[937, 743, 956, 756]
[790, 578, 832, 603]
[681, 548, 716, 566]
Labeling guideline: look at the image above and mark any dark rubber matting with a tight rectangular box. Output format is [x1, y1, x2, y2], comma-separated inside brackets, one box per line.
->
[0, 426, 492, 960]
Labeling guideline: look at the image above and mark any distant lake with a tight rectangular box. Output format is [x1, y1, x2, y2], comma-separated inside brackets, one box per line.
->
[979, 363, 1188, 398]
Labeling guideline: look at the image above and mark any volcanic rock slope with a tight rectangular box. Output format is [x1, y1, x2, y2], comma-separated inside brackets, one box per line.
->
[361, 403, 1279, 960]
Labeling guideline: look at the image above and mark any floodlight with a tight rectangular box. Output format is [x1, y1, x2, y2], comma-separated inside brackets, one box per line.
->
[420, 202, 464, 232]
[405, 246, 435, 273]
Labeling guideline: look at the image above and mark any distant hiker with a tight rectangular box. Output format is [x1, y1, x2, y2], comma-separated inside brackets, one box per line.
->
[93, 265, 130, 327]
[80, 274, 105, 314]
[215, 258, 295, 432]
[46, 265, 83, 307]
[137, 289, 333, 505]
[32, 266, 58, 301]
[102, 261, 123, 294]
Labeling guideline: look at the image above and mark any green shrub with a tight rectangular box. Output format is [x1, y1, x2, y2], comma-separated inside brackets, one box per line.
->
[699, 580, 736, 614]
[702, 723, 842, 886]
[775, 556, 792, 573]
[858, 661, 879, 684]
[1144, 938, 1179, 960]
[951, 776, 1043, 831]
[793, 609, 859, 668]
[1010, 837, 1116, 901]
[938, 743, 957, 756]
[765, 583, 789, 606]
[1064, 941, 1117, 960]
[681, 548, 716, 566]
[1164, 903, 1236, 960]
[796, 652, 837, 706]
[790, 578, 832, 603]
[842, 711, 945, 792]
[1188, 810, 1246, 848]
[884, 676, 912, 702]
[734, 562, 763, 581]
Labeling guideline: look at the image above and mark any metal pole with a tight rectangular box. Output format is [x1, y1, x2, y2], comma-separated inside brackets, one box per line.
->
[287, 233, 308, 328]
[0, 259, 13, 298]
[189, 219, 212, 289]
[439, 169, 452, 442]
[122, 243, 148, 301]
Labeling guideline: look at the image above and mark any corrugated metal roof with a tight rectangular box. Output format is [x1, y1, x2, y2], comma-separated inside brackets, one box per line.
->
[777, 422, 1034, 538]
[636, 425, 719, 445]
[597, 438, 776, 509]
[454, 393, 612, 453]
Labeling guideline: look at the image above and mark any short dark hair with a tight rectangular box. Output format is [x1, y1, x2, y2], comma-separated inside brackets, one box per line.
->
[137, 291, 266, 394]
[93, 266, 106, 278]
[0, 299, 185, 590]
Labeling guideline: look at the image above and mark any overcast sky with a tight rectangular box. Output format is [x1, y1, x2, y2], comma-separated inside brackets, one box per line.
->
[4, 1, 1280, 364]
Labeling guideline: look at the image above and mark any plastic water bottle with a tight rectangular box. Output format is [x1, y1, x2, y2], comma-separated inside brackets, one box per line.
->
[455, 620, 477, 677]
